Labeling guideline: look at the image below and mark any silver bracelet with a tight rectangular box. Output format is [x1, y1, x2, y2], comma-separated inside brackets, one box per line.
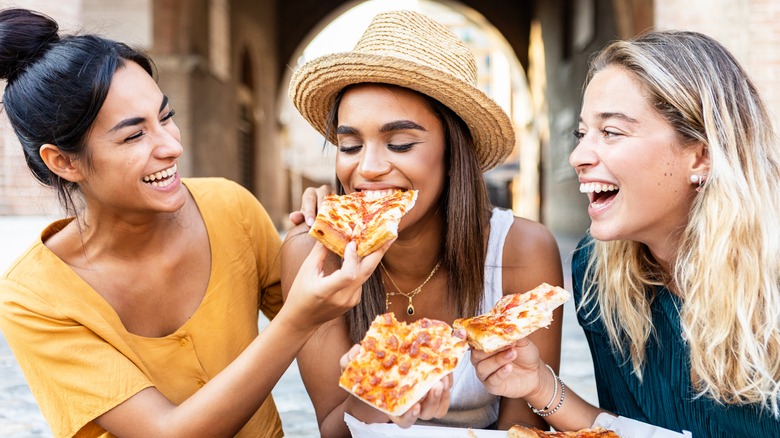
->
[536, 380, 565, 417]
[529, 364, 557, 412]
[527, 364, 565, 417]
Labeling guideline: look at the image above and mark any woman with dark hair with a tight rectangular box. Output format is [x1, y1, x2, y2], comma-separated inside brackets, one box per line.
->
[283, 10, 563, 436]
[0, 8, 387, 437]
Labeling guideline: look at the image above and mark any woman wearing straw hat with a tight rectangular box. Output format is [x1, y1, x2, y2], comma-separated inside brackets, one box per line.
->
[283, 10, 564, 435]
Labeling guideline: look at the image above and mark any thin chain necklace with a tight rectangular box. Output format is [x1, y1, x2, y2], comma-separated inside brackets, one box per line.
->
[380, 260, 441, 316]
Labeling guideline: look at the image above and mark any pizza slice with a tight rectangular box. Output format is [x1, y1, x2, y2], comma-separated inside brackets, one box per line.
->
[509, 425, 620, 437]
[309, 189, 418, 257]
[338, 312, 468, 416]
[453, 283, 570, 353]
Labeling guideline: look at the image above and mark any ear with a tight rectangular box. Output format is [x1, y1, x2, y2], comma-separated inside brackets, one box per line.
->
[689, 141, 710, 176]
[39, 144, 85, 183]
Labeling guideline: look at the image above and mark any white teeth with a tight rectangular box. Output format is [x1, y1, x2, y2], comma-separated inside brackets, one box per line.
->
[579, 182, 618, 194]
[143, 163, 177, 183]
[361, 189, 396, 200]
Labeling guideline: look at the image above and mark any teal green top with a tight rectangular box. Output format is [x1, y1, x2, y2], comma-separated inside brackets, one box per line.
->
[572, 235, 780, 437]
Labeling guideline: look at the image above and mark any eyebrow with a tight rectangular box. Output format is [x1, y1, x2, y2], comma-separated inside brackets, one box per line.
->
[335, 120, 427, 136]
[579, 112, 640, 125]
[109, 95, 169, 133]
[379, 120, 426, 133]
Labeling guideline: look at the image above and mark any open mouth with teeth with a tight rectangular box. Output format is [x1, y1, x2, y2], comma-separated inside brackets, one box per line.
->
[142, 163, 178, 188]
[580, 182, 619, 205]
[356, 189, 401, 200]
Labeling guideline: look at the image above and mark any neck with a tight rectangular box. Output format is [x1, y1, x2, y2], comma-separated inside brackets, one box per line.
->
[76, 201, 193, 261]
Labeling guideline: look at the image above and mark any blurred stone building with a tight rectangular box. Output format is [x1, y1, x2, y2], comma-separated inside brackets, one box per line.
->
[1, 0, 778, 236]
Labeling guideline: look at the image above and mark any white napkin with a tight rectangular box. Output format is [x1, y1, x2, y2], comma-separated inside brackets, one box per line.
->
[593, 413, 693, 437]
[344, 413, 505, 438]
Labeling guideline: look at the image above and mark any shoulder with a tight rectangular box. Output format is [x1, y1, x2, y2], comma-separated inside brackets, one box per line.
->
[183, 177, 254, 205]
[184, 177, 271, 227]
[282, 224, 316, 254]
[503, 215, 559, 262]
[500, 214, 563, 293]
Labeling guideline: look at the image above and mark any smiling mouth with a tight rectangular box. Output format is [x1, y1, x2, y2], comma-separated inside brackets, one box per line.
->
[357, 189, 400, 200]
[142, 163, 177, 187]
[579, 182, 618, 205]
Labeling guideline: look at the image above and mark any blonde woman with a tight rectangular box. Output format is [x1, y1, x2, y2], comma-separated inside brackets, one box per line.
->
[471, 30, 780, 436]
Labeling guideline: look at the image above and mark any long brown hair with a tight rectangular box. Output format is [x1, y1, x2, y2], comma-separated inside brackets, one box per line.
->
[327, 85, 492, 343]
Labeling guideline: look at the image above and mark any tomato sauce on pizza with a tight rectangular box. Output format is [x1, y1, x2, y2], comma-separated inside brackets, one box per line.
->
[309, 189, 418, 257]
[454, 283, 570, 353]
[339, 312, 468, 416]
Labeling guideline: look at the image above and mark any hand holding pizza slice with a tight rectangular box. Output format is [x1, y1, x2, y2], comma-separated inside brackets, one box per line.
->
[454, 283, 570, 353]
[308, 190, 418, 257]
[338, 312, 468, 418]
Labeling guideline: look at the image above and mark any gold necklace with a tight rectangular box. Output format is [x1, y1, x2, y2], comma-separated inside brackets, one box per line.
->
[380, 260, 441, 316]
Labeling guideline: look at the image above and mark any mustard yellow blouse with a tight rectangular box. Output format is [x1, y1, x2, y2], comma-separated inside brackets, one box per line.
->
[0, 178, 284, 438]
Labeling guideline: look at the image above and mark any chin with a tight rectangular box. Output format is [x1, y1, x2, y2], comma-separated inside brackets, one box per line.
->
[588, 224, 623, 243]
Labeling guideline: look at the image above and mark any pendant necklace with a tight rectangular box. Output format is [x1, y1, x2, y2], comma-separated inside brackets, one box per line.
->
[381, 260, 441, 316]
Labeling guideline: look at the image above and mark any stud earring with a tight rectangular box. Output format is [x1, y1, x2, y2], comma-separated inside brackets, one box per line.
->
[690, 174, 706, 192]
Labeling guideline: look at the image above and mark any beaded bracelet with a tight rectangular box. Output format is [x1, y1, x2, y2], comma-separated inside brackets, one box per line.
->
[527, 364, 565, 417]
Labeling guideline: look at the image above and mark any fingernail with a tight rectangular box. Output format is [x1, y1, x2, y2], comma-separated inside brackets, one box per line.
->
[306, 217, 314, 226]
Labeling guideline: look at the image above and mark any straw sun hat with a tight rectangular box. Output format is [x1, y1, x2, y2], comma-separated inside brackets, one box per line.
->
[288, 9, 515, 172]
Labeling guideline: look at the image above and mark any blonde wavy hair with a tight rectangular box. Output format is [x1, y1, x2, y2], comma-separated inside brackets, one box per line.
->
[581, 30, 780, 416]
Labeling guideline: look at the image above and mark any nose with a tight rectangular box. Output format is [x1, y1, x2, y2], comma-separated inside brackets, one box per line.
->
[569, 132, 597, 171]
[153, 122, 183, 159]
[357, 143, 391, 178]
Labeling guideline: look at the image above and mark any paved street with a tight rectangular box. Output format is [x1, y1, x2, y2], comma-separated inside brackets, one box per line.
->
[0, 216, 595, 437]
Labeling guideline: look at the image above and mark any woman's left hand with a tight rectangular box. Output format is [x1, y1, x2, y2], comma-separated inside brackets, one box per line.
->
[289, 184, 332, 226]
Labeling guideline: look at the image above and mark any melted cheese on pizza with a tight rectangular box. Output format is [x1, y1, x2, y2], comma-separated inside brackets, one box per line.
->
[339, 312, 468, 416]
[454, 283, 571, 353]
[509, 425, 621, 437]
[309, 190, 417, 257]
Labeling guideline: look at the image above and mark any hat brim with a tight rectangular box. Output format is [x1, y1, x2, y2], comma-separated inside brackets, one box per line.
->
[289, 52, 515, 172]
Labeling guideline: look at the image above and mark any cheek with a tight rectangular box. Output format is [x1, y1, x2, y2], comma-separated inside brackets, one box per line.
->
[335, 154, 357, 188]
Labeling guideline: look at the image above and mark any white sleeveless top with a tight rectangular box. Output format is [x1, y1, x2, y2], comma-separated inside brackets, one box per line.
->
[418, 207, 514, 429]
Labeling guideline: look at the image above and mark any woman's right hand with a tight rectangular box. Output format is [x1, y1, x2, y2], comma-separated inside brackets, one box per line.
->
[283, 239, 389, 328]
[471, 338, 549, 400]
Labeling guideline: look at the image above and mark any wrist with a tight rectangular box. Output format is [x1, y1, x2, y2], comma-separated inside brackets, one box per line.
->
[526, 363, 565, 417]
[526, 363, 555, 406]
[273, 306, 322, 335]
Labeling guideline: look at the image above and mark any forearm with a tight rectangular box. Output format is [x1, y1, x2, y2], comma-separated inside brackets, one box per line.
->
[523, 366, 606, 431]
[166, 311, 318, 435]
[97, 309, 318, 437]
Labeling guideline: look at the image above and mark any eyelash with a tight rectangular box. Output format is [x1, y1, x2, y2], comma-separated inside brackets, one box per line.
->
[338, 142, 417, 154]
[572, 129, 620, 142]
[124, 109, 176, 142]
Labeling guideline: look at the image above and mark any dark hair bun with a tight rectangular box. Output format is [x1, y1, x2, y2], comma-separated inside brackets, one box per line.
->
[0, 8, 59, 81]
